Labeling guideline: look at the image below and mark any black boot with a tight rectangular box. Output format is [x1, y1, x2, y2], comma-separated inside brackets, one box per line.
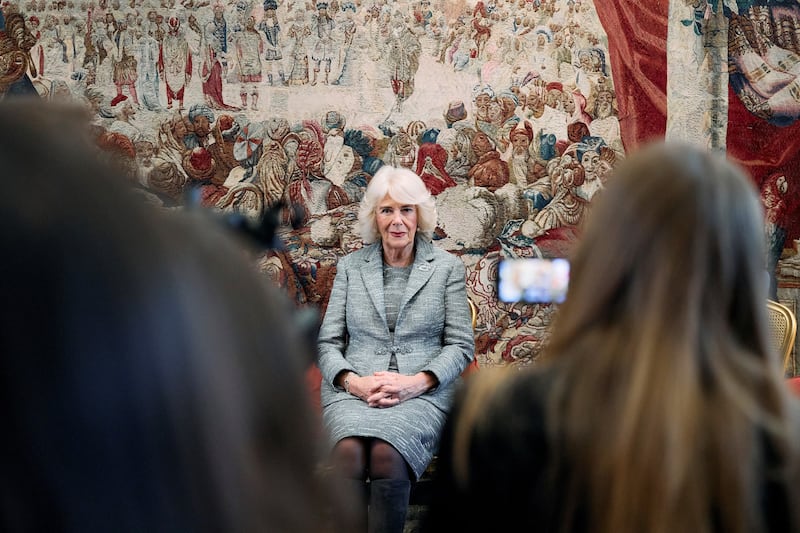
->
[368, 479, 411, 533]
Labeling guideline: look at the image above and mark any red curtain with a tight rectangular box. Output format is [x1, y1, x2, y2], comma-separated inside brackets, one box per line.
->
[594, 0, 669, 152]
[727, 85, 800, 240]
[596, 1, 800, 240]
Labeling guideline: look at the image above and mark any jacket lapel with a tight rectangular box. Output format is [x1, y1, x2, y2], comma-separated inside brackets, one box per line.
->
[400, 237, 436, 317]
[360, 243, 388, 329]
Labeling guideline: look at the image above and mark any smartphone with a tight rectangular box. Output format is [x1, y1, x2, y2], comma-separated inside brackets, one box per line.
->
[497, 258, 570, 304]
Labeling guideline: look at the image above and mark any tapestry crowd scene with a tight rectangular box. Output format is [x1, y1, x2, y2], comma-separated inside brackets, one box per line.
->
[0, 0, 651, 366]
[0, 0, 628, 366]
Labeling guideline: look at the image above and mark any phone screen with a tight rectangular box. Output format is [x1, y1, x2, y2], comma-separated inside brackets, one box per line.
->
[497, 258, 570, 304]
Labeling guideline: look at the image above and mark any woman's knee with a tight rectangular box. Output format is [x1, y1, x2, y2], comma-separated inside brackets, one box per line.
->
[369, 440, 409, 480]
[332, 437, 368, 478]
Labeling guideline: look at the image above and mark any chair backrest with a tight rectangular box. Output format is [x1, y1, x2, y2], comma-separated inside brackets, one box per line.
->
[468, 297, 478, 331]
[766, 299, 797, 375]
[462, 297, 480, 377]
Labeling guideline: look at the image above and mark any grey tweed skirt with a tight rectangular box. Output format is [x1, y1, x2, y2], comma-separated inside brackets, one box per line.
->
[322, 396, 447, 480]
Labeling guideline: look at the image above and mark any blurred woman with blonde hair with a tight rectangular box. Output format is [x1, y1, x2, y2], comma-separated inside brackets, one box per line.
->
[424, 141, 800, 533]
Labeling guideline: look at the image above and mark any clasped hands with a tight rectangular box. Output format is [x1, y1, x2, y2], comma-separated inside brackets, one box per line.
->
[346, 371, 435, 408]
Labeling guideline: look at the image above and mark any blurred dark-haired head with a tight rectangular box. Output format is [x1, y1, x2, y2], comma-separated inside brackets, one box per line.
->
[0, 102, 349, 533]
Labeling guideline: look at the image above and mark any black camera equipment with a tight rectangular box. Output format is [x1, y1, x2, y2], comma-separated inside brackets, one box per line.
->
[219, 200, 305, 250]
[185, 188, 319, 361]
[184, 186, 304, 250]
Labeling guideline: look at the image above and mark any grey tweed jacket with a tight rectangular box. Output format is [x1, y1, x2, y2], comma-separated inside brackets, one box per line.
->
[317, 237, 475, 412]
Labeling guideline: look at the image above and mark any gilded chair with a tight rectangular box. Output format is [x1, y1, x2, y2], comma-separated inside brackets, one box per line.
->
[468, 297, 478, 330]
[766, 299, 797, 375]
[463, 297, 480, 376]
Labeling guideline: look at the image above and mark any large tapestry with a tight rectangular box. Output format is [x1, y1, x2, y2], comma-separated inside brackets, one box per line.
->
[0, 0, 624, 369]
[15, 0, 800, 374]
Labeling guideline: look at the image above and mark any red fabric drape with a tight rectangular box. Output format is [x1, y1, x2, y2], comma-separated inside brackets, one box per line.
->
[727, 85, 800, 240]
[595, 1, 800, 239]
[788, 377, 800, 396]
[594, 0, 669, 153]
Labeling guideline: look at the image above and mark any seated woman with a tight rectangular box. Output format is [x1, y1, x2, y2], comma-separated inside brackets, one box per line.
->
[423, 142, 800, 532]
[317, 165, 475, 533]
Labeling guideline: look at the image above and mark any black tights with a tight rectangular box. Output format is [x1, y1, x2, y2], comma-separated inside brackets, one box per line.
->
[332, 437, 410, 481]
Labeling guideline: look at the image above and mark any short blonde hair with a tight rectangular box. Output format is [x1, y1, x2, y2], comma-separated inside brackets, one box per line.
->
[357, 165, 437, 244]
